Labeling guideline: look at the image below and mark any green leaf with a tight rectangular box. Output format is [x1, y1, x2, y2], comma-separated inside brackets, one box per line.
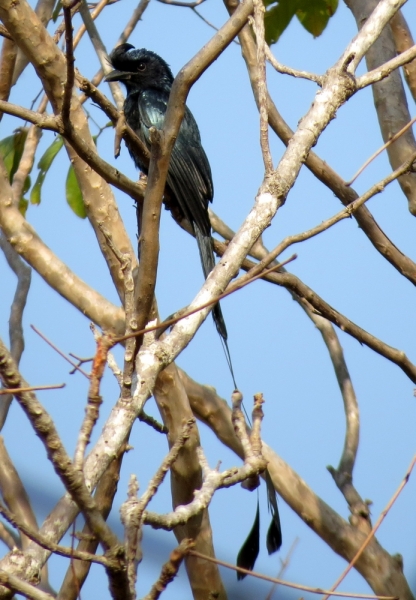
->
[296, 0, 338, 37]
[23, 175, 31, 195]
[19, 197, 29, 217]
[52, 0, 62, 22]
[66, 165, 87, 218]
[265, 0, 300, 45]
[264, 0, 338, 44]
[30, 136, 64, 205]
[0, 128, 29, 183]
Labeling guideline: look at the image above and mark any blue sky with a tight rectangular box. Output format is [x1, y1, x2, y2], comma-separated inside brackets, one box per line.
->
[1, 0, 416, 598]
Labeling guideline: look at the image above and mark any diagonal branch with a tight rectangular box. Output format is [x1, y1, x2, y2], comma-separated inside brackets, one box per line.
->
[0, 338, 122, 554]
[345, 0, 416, 215]
[179, 370, 414, 600]
[0, 155, 125, 335]
[224, 0, 416, 287]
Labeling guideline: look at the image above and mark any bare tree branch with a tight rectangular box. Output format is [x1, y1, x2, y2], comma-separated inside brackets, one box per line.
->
[0, 234, 31, 429]
[224, 0, 416, 286]
[390, 10, 416, 101]
[142, 539, 194, 600]
[356, 43, 416, 88]
[79, 0, 151, 95]
[153, 364, 227, 600]
[0, 570, 55, 600]
[57, 446, 126, 600]
[345, 0, 416, 215]
[180, 370, 414, 600]
[0, 155, 125, 334]
[265, 44, 323, 84]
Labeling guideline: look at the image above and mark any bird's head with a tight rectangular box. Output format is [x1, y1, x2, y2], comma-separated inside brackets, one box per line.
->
[105, 44, 174, 93]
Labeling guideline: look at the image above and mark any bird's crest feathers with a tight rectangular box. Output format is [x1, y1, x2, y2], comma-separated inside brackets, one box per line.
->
[108, 44, 174, 91]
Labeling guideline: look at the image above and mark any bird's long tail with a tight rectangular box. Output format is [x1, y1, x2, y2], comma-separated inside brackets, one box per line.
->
[194, 226, 237, 389]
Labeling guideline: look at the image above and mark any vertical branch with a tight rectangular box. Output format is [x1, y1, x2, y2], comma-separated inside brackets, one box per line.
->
[0, 38, 17, 122]
[62, 0, 77, 124]
[153, 364, 227, 600]
[78, 0, 125, 109]
[0, 336, 124, 560]
[57, 447, 126, 600]
[73, 333, 112, 469]
[0, 438, 38, 551]
[389, 11, 416, 102]
[313, 316, 371, 528]
[133, 128, 164, 337]
[345, 0, 416, 216]
[251, 0, 273, 175]
[73, 0, 111, 48]
[0, 234, 31, 430]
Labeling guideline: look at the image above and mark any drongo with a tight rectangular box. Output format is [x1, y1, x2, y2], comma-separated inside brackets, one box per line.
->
[106, 44, 230, 345]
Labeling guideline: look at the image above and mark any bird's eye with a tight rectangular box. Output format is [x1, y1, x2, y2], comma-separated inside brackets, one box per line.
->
[137, 62, 146, 72]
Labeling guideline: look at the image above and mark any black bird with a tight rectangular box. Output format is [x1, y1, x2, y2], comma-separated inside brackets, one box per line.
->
[106, 47, 280, 560]
[106, 44, 230, 349]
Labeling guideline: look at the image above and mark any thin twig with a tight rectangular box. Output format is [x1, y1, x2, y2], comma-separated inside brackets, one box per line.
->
[142, 539, 194, 600]
[57, 447, 126, 600]
[216, 248, 416, 384]
[231, 148, 416, 286]
[144, 395, 267, 530]
[116, 254, 297, 344]
[223, 0, 416, 288]
[192, 7, 240, 45]
[322, 318, 367, 518]
[265, 537, 299, 600]
[0, 500, 110, 566]
[188, 550, 396, 599]
[138, 411, 168, 434]
[30, 325, 90, 378]
[157, 0, 205, 6]
[356, 43, 416, 89]
[0, 521, 18, 550]
[0, 96, 147, 204]
[120, 419, 194, 596]
[11, 124, 42, 201]
[265, 44, 323, 85]
[322, 454, 416, 600]
[78, 0, 125, 108]
[73, 333, 112, 468]
[346, 116, 416, 185]
[0, 384, 65, 395]
[0, 24, 12, 40]
[73, 0, 110, 48]
[137, 419, 194, 513]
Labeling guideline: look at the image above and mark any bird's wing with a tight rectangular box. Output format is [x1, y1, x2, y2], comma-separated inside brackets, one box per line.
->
[138, 89, 213, 237]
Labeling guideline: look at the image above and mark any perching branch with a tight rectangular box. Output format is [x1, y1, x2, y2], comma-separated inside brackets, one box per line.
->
[153, 364, 227, 599]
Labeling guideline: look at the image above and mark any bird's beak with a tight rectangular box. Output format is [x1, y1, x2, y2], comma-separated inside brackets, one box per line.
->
[105, 70, 134, 83]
